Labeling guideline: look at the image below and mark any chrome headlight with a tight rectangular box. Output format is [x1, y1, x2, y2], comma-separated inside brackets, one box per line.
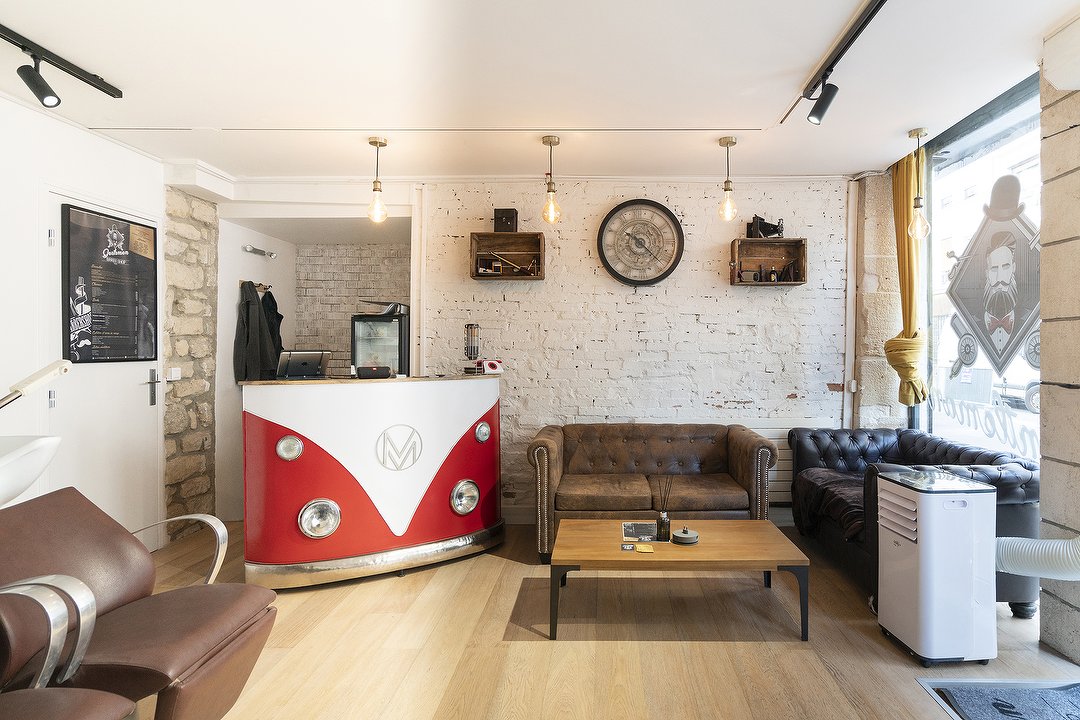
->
[474, 421, 492, 443]
[276, 435, 304, 461]
[298, 499, 341, 538]
[450, 480, 480, 516]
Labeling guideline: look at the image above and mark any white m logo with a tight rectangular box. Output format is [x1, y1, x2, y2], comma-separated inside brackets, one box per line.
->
[375, 425, 423, 471]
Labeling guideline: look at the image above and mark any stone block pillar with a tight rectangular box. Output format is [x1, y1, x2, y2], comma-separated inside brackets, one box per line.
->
[162, 187, 218, 537]
[1038, 71, 1080, 663]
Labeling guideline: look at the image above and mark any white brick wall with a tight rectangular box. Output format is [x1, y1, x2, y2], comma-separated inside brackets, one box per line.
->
[419, 179, 850, 516]
[295, 242, 411, 374]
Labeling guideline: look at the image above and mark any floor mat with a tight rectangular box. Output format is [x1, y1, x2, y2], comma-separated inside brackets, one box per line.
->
[919, 679, 1080, 720]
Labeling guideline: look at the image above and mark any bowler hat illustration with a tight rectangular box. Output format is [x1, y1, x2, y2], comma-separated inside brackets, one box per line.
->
[983, 174, 1025, 222]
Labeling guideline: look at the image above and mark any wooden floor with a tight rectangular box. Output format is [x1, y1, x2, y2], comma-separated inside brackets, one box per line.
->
[151, 522, 1080, 720]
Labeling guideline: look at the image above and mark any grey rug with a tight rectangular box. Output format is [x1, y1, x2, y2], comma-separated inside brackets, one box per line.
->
[919, 679, 1080, 720]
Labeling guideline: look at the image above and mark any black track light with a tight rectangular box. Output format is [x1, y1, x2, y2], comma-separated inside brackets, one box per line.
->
[807, 82, 838, 125]
[17, 55, 60, 108]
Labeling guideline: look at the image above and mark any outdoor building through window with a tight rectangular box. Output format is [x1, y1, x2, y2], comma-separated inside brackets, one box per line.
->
[925, 75, 1040, 460]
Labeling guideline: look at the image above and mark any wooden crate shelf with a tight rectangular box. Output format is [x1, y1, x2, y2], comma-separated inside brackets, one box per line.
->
[729, 237, 807, 286]
[470, 232, 545, 280]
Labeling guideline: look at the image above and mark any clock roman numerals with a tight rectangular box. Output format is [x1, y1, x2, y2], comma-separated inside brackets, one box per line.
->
[597, 199, 684, 287]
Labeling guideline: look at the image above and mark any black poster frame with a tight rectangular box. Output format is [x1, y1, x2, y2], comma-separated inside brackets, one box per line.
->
[61, 204, 158, 363]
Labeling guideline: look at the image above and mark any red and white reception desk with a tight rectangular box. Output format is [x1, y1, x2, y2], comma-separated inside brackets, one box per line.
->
[241, 375, 502, 588]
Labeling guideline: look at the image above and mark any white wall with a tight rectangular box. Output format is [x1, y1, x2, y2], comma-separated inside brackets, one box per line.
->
[214, 221, 297, 519]
[0, 95, 165, 523]
[419, 179, 851, 520]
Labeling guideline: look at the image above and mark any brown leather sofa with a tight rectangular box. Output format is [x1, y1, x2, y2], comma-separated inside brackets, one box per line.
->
[0, 488, 276, 720]
[528, 423, 778, 562]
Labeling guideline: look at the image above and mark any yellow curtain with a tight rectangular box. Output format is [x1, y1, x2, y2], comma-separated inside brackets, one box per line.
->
[884, 150, 929, 406]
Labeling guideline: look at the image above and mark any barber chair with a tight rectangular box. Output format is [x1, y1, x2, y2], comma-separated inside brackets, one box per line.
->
[0, 581, 134, 720]
[0, 487, 276, 720]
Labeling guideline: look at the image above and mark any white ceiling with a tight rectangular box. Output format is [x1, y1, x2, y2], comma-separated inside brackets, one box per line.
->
[1, 0, 1077, 181]
[225, 216, 411, 247]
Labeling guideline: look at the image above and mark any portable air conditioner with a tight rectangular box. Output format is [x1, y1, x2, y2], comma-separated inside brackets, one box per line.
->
[877, 470, 997, 666]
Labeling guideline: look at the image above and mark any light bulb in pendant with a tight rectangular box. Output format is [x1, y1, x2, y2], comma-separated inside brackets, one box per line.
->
[719, 180, 738, 222]
[542, 178, 561, 224]
[908, 197, 930, 241]
[368, 180, 388, 223]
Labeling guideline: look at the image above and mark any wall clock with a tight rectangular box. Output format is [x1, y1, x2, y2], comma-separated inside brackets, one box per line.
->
[597, 199, 684, 286]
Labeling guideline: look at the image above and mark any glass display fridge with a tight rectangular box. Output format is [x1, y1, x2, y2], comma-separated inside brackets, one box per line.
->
[351, 303, 410, 376]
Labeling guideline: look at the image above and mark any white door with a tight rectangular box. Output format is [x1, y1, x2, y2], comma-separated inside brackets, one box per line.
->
[41, 192, 165, 545]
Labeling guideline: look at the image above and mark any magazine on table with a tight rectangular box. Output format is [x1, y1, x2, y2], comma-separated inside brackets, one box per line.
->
[622, 521, 659, 542]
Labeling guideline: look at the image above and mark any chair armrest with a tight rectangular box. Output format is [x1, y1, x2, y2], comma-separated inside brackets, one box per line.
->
[727, 425, 778, 520]
[0, 583, 69, 688]
[133, 514, 228, 584]
[527, 426, 565, 557]
[4, 575, 95, 683]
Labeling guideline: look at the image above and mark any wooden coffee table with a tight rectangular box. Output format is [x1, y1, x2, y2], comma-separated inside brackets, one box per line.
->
[549, 519, 810, 640]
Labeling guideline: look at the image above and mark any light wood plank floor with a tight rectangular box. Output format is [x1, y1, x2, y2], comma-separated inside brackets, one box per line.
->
[151, 523, 1080, 720]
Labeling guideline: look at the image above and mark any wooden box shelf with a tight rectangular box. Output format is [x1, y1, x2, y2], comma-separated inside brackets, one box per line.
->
[729, 237, 807, 286]
[470, 232, 545, 280]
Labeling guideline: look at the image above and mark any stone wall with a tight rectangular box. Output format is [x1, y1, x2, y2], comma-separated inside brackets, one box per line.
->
[854, 174, 905, 428]
[163, 187, 218, 537]
[1038, 71, 1080, 663]
[295, 242, 411, 375]
[420, 179, 850, 518]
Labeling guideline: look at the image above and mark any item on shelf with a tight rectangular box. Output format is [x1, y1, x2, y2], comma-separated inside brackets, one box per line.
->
[355, 365, 393, 379]
[746, 215, 784, 238]
[494, 208, 518, 232]
[729, 237, 807, 286]
[769, 266, 778, 282]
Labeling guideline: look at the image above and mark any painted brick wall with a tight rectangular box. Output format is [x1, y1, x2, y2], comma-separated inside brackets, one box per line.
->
[419, 179, 850, 517]
[295, 242, 411, 374]
[1038, 71, 1080, 663]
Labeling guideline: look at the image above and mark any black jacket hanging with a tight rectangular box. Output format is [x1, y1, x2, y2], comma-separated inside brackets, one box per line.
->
[261, 290, 284, 361]
[234, 281, 277, 382]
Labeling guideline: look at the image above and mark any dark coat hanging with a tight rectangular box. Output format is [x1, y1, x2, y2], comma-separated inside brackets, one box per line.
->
[234, 281, 277, 382]
[261, 290, 284, 360]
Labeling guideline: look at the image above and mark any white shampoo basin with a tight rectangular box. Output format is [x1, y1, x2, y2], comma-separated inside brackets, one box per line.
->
[0, 436, 60, 506]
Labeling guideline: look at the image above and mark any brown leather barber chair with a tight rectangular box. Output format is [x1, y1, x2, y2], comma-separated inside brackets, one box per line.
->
[0, 581, 135, 720]
[0, 487, 276, 720]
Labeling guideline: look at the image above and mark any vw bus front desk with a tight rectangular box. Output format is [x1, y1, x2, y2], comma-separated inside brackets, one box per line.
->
[242, 376, 502, 588]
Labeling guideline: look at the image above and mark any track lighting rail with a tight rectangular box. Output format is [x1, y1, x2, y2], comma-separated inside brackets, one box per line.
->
[800, 0, 887, 100]
[0, 22, 122, 99]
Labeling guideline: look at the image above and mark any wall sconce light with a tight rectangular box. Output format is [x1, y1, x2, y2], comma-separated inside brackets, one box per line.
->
[908, 128, 931, 242]
[541, 135, 561, 224]
[367, 137, 388, 224]
[718, 136, 738, 222]
[17, 55, 59, 108]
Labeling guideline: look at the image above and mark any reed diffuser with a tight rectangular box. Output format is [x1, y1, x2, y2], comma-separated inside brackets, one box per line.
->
[657, 476, 673, 541]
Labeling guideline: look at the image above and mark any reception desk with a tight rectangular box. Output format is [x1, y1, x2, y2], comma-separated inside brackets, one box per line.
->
[241, 375, 502, 588]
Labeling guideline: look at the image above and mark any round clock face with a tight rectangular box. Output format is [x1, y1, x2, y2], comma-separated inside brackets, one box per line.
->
[597, 199, 684, 286]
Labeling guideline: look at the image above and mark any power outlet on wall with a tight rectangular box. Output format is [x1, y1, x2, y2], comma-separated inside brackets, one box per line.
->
[167, 367, 182, 382]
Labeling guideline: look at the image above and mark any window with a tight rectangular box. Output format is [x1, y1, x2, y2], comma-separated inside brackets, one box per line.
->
[924, 75, 1040, 460]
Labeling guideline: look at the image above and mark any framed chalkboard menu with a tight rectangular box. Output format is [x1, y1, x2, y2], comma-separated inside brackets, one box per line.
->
[62, 204, 158, 363]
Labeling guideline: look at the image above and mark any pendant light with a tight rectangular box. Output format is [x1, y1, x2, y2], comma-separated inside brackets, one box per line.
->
[907, 128, 930, 242]
[367, 137, 388, 224]
[718, 136, 738, 222]
[541, 135, 561, 224]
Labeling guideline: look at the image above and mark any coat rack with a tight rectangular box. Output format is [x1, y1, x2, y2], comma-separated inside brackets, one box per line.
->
[242, 244, 277, 259]
[240, 280, 271, 293]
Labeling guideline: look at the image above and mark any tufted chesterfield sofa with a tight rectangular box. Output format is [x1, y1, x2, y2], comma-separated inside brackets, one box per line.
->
[528, 423, 778, 563]
[788, 427, 1040, 617]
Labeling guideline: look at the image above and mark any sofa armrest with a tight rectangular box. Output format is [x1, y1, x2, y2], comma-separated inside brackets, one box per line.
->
[931, 463, 1039, 506]
[527, 426, 565, 557]
[727, 425, 778, 520]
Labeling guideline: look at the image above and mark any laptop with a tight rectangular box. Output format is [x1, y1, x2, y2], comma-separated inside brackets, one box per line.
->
[275, 350, 331, 379]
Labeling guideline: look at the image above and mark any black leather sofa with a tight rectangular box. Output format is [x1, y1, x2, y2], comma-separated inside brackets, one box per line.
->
[787, 427, 1040, 618]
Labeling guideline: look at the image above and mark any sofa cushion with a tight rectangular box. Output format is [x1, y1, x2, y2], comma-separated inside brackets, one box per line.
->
[649, 474, 748, 512]
[555, 474, 652, 511]
[791, 468, 865, 541]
